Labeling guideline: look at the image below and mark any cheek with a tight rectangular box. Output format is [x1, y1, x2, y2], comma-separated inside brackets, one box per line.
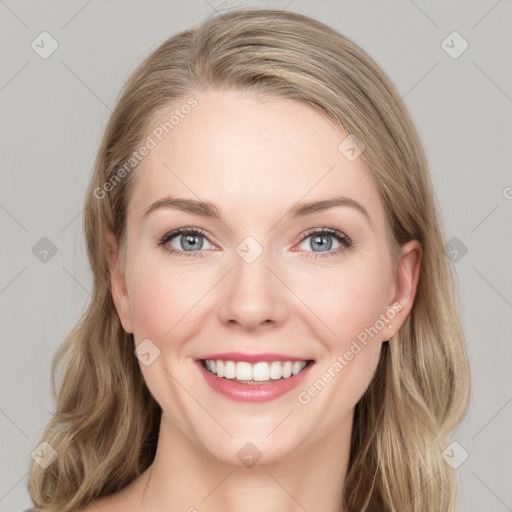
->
[125, 250, 224, 345]
[294, 260, 390, 403]
[297, 259, 391, 345]
[125, 252, 194, 339]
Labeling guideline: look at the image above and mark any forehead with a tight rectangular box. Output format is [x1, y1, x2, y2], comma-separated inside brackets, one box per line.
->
[127, 89, 385, 227]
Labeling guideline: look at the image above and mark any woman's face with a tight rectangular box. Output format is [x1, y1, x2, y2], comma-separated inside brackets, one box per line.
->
[109, 88, 420, 466]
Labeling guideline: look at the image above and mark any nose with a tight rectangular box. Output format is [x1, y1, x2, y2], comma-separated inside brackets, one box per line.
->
[216, 242, 289, 332]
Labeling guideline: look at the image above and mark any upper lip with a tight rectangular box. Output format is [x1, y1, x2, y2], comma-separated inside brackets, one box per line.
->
[197, 352, 313, 363]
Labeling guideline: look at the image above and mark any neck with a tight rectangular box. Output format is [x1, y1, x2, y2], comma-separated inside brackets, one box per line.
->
[137, 412, 352, 512]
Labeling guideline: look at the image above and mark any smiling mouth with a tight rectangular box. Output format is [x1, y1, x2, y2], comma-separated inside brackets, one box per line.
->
[200, 359, 314, 384]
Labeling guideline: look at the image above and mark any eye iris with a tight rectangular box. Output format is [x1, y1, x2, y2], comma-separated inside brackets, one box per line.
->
[311, 234, 332, 252]
[181, 234, 202, 251]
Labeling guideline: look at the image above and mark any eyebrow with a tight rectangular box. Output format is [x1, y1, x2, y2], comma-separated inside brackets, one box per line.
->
[142, 195, 372, 225]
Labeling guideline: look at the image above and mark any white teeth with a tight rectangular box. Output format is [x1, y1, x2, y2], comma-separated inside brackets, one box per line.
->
[269, 361, 282, 379]
[292, 361, 304, 375]
[224, 360, 236, 379]
[236, 361, 253, 380]
[282, 361, 292, 378]
[252, 362, 269, 381]
[216, 360, 225, 377]
[204, 359, 308, 381]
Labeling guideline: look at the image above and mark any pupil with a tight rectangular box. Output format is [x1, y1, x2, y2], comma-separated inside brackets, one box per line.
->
[183, 234, 201, 251]
[312, 235, 332, 252]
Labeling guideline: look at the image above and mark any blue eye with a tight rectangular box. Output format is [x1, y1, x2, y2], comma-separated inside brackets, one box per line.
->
[158, 227, 352, 258]
[159, 228, 214, 257]
[297, 228, 353, 258]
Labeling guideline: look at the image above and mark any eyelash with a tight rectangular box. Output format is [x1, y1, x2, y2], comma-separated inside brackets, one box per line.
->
[157, 227, 353, 259]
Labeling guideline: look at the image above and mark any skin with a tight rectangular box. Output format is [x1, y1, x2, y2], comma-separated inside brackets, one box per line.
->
[87, 88, 421, 512]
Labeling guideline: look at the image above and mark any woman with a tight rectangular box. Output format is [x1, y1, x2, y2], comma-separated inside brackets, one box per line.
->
[27, 8, 470, 512]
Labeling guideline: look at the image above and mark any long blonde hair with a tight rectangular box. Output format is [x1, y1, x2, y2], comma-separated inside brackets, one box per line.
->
[28, 8, 470, 511]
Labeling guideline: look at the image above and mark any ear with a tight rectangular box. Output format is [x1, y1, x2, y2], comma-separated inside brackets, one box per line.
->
[107, 231, 134, 333]
[384, 240, 422, 340]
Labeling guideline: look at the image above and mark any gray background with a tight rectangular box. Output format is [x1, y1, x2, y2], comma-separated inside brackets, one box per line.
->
[1, 1, 511, 510]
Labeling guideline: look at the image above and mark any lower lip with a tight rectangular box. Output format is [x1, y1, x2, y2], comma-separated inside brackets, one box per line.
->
[197, 360, 314, 403]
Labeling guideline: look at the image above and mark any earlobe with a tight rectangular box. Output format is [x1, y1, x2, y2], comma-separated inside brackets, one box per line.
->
[107, 231, 134, 333]
[385, 240, 422, 340]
